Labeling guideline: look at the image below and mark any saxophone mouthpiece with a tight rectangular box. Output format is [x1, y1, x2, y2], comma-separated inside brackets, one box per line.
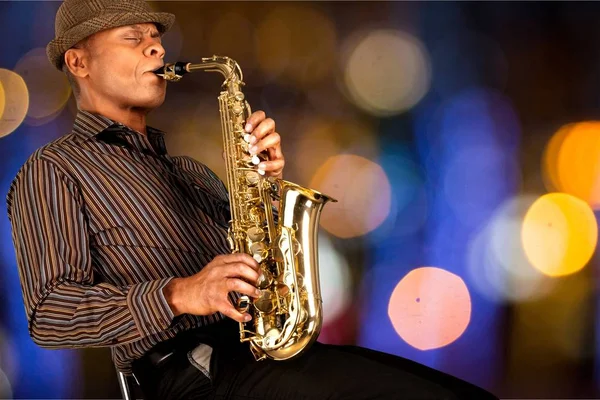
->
[153, 62, 190, 82]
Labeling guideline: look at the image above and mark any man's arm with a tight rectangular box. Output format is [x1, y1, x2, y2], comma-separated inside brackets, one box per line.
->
[7, 159, 176, 348]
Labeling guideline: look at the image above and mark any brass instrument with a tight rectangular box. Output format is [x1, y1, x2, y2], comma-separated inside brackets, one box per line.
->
[154, 56, 336, 361]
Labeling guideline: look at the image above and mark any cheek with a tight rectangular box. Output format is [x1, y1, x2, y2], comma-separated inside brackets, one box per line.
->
[96, 50, 137, 84]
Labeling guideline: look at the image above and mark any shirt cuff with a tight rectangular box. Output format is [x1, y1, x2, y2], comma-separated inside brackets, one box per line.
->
[127, 277, 176, 338]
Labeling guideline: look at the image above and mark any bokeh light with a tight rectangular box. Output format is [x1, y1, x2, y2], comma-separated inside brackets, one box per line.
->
[467, 195, 555, 303]
[341, 29, 431, 117]
[310, 154, 392, 239]
[318, 233, 352, 325]
[14, 48, 71, 124]
[0, 69, 29, 138]
[543, 122, 600, 208]
[255, 5, 336, 86]
[0, 80, 5, 120]
[542, 123, 571, 193]
[0, 367, 12, 400]
[0, 327, 15, 400]
[290, 116, 379, 187]
[388, 267, 471, 350]
[522, 193, 597, 277]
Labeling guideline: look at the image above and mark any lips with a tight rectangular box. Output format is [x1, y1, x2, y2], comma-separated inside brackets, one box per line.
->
[148, 65, 165, 74]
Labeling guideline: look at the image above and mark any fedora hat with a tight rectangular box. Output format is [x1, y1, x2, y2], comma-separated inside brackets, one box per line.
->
[47, 0, 175, 70]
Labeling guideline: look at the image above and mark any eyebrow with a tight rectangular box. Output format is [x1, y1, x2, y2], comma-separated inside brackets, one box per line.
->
[124, 25, 160, 37]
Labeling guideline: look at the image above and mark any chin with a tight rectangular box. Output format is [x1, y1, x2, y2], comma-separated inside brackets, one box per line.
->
[133, 92, 166, 110]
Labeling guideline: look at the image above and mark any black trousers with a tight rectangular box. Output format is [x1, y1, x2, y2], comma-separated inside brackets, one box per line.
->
[132, 320, 499, 400]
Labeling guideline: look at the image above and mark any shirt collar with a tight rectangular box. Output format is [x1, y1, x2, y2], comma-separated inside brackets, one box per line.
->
[72, 110, 168, 156]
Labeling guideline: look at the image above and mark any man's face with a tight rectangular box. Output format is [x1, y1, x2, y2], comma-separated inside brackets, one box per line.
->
[83, 23, 167, 111]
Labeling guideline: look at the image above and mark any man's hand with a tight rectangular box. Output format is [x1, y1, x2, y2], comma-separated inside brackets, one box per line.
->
[164, 253, 261, 323]
[245, 110, 285, 179]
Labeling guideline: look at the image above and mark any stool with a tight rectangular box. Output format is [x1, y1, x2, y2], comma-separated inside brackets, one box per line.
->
[116, 369, 137, 400]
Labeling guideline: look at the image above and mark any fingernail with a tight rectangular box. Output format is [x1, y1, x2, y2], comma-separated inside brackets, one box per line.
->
[255, 289, 262, 296]
[249, 145, 258, 154]
[249, 136, 257, 144]
[258, 163, 265, 170]
[244, 314, 252, 322]
[245, 123, 252, 132]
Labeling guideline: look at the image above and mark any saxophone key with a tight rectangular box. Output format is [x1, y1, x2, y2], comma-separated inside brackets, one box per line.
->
[256, 269, 274, 290]
[247, 226, 265, 242]
[254, 289, 277, 314]
[245, 171, 260, 186]
[232, 104, 243, 115]
[236, 295, 251, 313]
[234, 91, 245, 101]
[249, 241, 268, 262]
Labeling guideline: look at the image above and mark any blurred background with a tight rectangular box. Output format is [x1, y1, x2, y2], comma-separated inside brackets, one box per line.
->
[1, 1, 600, 398]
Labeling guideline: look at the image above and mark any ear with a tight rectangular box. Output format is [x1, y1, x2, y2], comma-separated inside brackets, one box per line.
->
[64, 47, 89, 78]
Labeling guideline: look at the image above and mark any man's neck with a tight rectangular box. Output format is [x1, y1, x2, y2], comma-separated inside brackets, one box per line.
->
[79, 101, 149, 135]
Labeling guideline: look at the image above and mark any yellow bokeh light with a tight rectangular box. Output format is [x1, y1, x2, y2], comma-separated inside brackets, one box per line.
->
[543, 122, 600, 208]
[0, 69, 29, 138]
[522, 193, 597, 277]
[14, 48, 71, 123]
[342, 29, 431, 117]
[388, 267, 471, 350]
[310, 154, 391, 239]
[0, 80, 5, 121]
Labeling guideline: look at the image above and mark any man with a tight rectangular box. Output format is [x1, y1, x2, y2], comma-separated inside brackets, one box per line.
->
[6, 0, 499, 399]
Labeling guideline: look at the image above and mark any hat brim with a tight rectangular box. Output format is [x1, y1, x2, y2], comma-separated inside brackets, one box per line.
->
[47, 11, 175, 70]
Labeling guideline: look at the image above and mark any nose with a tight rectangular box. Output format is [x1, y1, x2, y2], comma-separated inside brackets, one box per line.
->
[144, 40, 165, 60]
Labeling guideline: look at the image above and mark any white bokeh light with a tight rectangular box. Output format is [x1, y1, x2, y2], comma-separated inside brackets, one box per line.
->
[467, 195, 555, 303]
[342, 29, 431, 117]
[318, 233, 351, 325]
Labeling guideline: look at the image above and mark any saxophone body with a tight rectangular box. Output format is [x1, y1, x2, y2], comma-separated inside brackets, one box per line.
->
[155, 57, 336, 361]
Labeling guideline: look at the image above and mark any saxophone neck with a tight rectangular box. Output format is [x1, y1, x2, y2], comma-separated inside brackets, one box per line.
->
[154, 56, 244, 91]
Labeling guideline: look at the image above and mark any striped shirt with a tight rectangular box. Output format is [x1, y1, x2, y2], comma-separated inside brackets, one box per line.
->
[6, 110, 240, 374]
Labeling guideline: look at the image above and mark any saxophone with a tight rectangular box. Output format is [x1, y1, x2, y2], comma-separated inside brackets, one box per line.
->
[154, 56, 336, 361]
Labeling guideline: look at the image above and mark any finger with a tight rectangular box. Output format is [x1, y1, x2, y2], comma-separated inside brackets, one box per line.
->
[258, 159, 285, 176]
[226, 277, 261, 298]
[220, 303, 251, 323]
[267, 145, 283, 161]
[222, 253, 260, 270]
[225, 263, 260, 284]
[245, 111, 266, 133]
[249, 132, 280, 155]
[248, 118, 275, 144]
